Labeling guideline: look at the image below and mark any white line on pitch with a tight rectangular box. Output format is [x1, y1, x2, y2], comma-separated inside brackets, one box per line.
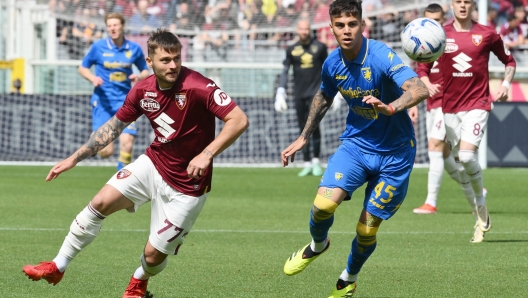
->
[1, 227, 528, 234]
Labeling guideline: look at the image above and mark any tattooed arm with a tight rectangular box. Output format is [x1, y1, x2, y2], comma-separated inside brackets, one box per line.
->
[495, 66, 516, 102]
[362, 77, 429, 116]
[300, 90, 334, 139]
[281, 90, 333, 166]
[46, 116, 131, 181]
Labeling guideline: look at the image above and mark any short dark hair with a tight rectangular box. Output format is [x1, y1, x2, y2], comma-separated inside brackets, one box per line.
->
[425, 3, 445, 17]
[507, 14, 517, 22]
[329, 0, 362, 20]
[147, 28, 182, 57]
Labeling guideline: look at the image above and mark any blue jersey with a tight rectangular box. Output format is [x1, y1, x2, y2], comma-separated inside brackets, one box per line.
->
[82, 38, 148, 108]
[321, 37, 417, 154]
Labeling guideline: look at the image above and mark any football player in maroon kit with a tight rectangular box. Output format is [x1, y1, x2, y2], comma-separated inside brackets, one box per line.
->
[22, 29, 249, 297]
[418, 0, 516, 243]
[411, 4, 465, 216]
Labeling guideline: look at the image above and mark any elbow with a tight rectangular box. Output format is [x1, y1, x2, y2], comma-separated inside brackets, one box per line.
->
[241, 115, 250, 131]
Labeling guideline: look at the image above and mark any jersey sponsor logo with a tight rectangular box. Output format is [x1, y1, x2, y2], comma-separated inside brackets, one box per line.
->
[431, 61, 439, 73]
[444, 43, 458, 53]
[104, 61, 132, 69]
[471, 34, 483, 46]
[214, 89, 232, 106]
[154, 112, 176, 138]
[206, 83, 216, 88]
[446, 38, 455, 42]
[140, 98, 160, 112]
[361, 67, 372, 82]
[335, 172, 343, 181]
[391, 63, 406, 72]
[452, 53, 473, 77]
[351, 106, 378, 120]
[145, 91, 157, 97]
[300, 53, 314, 68]
[291, 46, 304, 56]
[338, 86, 380, 99]
[175, 93, 187, 110]
[103, 52, 114, 57]
[116, 169, 132, 179]
[109, 72, 127, 82]
[157, 136, 171, 143]
[335, 75, 347, 80]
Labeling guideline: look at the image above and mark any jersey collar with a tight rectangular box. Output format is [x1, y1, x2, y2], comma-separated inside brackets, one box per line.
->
[340, 37, 369, 66]
[106, 38, 130, 51]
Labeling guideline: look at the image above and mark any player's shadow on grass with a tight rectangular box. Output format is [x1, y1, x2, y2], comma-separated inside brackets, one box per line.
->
[145, 291, 154, 298]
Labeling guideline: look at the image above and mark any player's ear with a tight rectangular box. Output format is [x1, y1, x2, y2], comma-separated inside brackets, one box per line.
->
[146, 56, 152, 68]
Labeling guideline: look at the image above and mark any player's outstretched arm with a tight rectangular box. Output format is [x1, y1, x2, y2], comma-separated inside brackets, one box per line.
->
[46, 116, 131, 181]
[495, 66, 516, 102]
[187, 106, 249, 179]
[393, 77, 429, 111]
[281, 90, 333, 166]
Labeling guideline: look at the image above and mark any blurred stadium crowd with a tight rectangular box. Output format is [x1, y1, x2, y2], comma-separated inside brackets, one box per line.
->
[48, 0, 528, 62]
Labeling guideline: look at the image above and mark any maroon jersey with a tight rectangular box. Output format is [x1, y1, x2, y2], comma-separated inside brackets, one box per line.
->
[116, 67, 237, 196]
[420, 21, 516, 113]
[417, 60, 443, 111]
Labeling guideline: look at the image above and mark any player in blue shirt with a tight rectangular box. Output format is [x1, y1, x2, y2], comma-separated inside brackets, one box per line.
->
[79, 12, 149, 171]
[281, 0, 429, 296]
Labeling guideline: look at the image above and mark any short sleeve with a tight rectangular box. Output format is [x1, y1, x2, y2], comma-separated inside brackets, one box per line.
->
[116, 88, 143, 123]
[378, 47, 418, 87]
[81, 44, 97, 68]
[320, 60, 338, 98]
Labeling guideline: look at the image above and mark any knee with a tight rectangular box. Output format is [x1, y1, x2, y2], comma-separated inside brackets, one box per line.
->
[311, 194, 338, 222]
[458, 150, 476, 164]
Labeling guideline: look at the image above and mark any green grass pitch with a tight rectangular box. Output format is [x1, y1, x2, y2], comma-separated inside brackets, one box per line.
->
[1, 165, 527, 297]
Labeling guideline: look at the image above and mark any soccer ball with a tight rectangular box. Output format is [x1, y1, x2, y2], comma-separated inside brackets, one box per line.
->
[401, 18, 446, 63]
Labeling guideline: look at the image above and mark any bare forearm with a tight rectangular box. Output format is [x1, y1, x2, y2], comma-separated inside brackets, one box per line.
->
[73, 116, 129, 162]
[504, 66, 516, 84]
[78, 66, 95, 83]
[390, 77, 429, 113]
[301, 90, 332, 139]
[205, 110, 249, 157]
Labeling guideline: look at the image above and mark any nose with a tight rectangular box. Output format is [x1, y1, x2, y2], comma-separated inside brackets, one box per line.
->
[168, 60, 177, 69]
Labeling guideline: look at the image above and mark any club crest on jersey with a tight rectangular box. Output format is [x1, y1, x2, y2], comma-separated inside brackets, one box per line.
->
[335, 172, 343, 181]
[361, 67, 372, 82]
[311, 45, 318, 53]
[472, 34, 482, 46]
[175, 93, 187, 110]
[125, 50, 132, 58]
[116, 169, 132, 179]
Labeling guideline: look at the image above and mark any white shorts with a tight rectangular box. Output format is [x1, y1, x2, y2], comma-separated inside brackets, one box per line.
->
[107, 154, 208, 255]
[444, 109, 489, 151]
[426, 107, 446, 141]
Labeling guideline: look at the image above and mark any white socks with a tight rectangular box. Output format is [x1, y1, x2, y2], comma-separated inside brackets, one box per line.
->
[444, 154, 461, 184]
[133, 253, 168, 280]
[425, 151, 444, 207]
[311, 238, 328, 253]
[458, 150, 485, 206]
[339, 269, 358, 283]
[56, 204, 105, 271]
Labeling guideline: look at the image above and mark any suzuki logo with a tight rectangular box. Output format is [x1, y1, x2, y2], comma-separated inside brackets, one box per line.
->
[452, 53, 472, 72]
